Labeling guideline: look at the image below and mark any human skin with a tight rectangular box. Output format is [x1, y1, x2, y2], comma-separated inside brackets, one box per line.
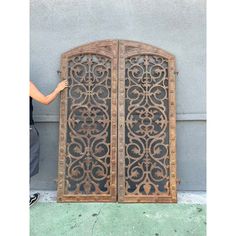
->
[30, 80, 68, 105]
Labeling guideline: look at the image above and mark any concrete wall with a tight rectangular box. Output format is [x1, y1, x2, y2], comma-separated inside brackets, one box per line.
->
[30, 0, 206, 191]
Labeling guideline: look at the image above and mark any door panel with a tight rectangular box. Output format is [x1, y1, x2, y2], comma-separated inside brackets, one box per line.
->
[118, 40, 177, 202]
[57, 40, 118, 202]
[57, 40, 176, 203]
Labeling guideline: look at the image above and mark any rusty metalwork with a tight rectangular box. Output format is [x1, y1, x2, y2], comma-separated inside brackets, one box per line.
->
[118, 40, 177, 203]
[57, 40, 176, 203]
[57, 40, 118, 202]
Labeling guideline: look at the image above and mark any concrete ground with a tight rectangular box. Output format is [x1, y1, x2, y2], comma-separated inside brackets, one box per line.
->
[30, 192, 206, 236]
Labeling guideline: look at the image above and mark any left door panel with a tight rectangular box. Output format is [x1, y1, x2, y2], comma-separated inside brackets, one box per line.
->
[57, 40, 118, 202]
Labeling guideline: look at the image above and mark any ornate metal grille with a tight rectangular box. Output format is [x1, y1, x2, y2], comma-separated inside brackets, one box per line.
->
[57, 40, 176, 203]
[125, 55, 170, 192]
[66, 54, 112, 193]
[57, 41, 118, 202]
[118, 41, 177, 202]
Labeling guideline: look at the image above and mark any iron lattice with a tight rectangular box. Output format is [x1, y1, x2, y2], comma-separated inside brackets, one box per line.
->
[57, 40, 176, 203]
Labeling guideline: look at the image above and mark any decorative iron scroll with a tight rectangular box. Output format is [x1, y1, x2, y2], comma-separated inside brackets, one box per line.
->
[57, 40, 176, 203]
[118, 41, 176, 202]
[57, 41, 118, 202]
[125, 55, 169, 193]
[66, 54, 112, 193]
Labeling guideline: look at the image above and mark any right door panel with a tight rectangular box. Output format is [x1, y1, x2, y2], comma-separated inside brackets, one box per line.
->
[118, 40, 177, 202]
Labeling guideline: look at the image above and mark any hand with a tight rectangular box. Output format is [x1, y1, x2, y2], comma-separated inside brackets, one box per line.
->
[56, 80, 69, 92]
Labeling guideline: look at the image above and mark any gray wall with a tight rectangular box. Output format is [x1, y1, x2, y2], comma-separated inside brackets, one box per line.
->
[30, 0, 206, 191]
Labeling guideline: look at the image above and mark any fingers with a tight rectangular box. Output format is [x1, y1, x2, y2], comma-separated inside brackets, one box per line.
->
[63, 80, 69, 87]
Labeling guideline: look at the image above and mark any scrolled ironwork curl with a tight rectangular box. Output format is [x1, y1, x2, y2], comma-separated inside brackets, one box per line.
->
[125, 54, 170, 196]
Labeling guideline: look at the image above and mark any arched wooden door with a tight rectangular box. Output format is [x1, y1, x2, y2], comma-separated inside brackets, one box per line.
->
[57, 40, 177, 203]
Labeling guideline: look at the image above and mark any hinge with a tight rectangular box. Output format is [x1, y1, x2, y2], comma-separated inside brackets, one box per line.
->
[57, 70, 61, 76]
[174, 71, 179, 77]
[176, 178, 181, 185]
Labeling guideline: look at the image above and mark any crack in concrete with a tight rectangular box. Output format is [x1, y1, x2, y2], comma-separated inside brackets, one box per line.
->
[91, 204, 105, 236]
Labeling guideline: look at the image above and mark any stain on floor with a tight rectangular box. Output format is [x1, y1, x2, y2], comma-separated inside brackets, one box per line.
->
[30, 203, 206, 236]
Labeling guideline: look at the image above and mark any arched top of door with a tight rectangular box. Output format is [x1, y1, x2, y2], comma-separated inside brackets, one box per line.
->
[61, 39, 175, 60]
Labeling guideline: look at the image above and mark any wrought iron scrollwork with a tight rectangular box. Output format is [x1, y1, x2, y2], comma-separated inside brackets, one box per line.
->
[58, 40, 176, 203]
[124, 55, 170, 196]
[65, 54, 112, 195]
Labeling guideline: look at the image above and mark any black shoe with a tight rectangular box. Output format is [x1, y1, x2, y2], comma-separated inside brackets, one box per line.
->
[30, 192, 40, 207]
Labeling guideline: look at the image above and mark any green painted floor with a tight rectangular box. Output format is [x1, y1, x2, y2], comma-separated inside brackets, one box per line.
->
[30, 203, 206, 236]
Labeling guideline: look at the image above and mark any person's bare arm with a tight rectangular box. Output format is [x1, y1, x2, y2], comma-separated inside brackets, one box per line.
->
[30, 80, 68, 105]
